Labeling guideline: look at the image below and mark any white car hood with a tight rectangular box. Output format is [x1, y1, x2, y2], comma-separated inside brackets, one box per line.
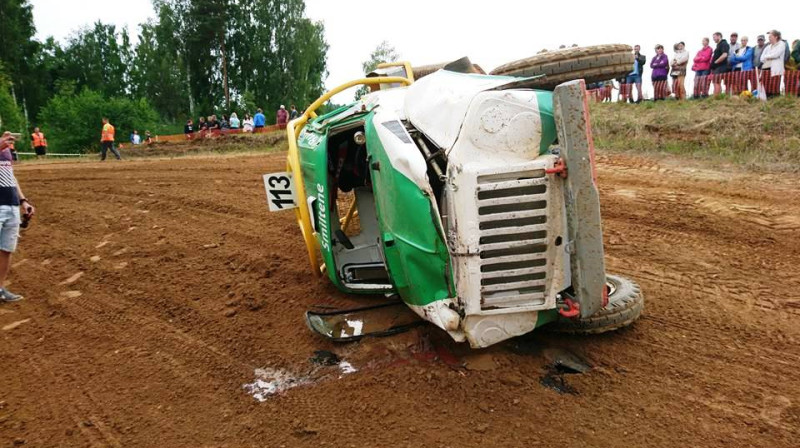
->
[403, 70, 519, 151]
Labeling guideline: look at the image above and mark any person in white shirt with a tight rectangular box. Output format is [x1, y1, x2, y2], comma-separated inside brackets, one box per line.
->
[729, 32, 742, 69]
[760, 30, 786, 97]
[671, 42, 689, 100]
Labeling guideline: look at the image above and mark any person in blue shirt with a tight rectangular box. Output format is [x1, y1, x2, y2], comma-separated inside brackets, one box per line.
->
[730, 36, 754, 71]
[253, 109, 266, 130]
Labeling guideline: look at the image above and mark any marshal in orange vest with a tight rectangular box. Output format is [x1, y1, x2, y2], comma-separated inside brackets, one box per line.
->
[31, 132, 47, 147]
[101, 123, 115, 142]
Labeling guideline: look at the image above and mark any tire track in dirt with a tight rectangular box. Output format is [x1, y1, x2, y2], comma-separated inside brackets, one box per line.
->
[1, 152, 798, 447]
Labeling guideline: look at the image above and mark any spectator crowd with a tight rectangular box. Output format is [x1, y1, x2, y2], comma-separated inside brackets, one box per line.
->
[184, 105, 301, 139]
[590, 30, 800, 102]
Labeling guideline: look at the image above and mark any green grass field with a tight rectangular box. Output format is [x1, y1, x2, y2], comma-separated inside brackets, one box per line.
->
[591, 96, 800, 171]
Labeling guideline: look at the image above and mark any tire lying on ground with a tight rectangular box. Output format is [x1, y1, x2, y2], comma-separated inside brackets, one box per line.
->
[490, 44, 633, 90]
[547, 274, 644, 334]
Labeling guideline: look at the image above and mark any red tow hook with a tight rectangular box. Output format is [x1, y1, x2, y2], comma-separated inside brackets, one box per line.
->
[545, 158, 568, 178]
[558, 297, 580, 318]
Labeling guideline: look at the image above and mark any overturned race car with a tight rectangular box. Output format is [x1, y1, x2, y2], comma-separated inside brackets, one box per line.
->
[266, 48, 643, 348]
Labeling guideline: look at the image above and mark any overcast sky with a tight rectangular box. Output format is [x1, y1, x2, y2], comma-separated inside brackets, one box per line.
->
[30, 0, 797, 101]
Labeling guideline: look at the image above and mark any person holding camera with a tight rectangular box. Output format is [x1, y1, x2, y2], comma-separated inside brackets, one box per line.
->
[0, 134, 35, 302]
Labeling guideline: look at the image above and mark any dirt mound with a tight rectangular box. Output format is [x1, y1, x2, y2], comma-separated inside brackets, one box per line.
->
[1, 152, 798, 447]
[121, 131, 287, 158]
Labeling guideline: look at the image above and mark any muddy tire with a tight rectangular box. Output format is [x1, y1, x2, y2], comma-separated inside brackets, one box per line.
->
[490, 44, 633, 90]
[548, 274, 644, 334]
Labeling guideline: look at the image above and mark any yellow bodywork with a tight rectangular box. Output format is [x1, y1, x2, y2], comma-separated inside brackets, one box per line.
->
[286, 75, 413, 275]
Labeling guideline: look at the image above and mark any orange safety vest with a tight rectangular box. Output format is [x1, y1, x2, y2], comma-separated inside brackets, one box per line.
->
[101, 123, 115, 142]
[32, 132, 47, 147]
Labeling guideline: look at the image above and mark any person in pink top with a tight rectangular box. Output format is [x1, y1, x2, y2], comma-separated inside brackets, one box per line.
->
[692, 37, 714, 98]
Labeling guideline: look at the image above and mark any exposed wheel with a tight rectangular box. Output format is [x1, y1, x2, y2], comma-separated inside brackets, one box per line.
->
[548, 274, 644, 334]
[490, 44, 633, 90]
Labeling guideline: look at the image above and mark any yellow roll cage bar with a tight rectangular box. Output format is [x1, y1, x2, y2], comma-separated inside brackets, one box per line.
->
[286, 75, 413, 275]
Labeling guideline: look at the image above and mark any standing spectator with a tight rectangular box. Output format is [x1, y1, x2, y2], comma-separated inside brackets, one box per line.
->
[243, 114, 254, 133]
[786, 40, 799, 71]
[253, 108, 266, 131]
[289, 105, 300, 120]
[693, 37, 713, 98]
[0, 134, 35, 303]
[730, 36, 754, 93]
[130, 130, 141, 145]
[185, 118, 195, 137]
[710, 32, 731, 96]
[753, 35, 766, 69]
[30, 127, 47, 159]
[229, 112, 240, 130]
[728, 33, 741, 70]
[760, 30, 786, 98]
[671, 42, 689, 100]
[626, 45, 646, 103]
[276, 105, 288, 128]
[651, 45, 669, 101]
[100, 118, 121, 161]
[789, 40, 800, 95]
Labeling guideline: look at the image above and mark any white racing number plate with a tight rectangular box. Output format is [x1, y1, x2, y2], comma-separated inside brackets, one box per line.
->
[263, 172, 298, 212]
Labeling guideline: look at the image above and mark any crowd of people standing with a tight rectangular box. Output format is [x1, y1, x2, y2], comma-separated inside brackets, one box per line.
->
[604, 30, 800, 102]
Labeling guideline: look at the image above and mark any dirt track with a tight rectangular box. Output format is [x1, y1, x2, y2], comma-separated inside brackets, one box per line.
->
[1, 152, 798, 447]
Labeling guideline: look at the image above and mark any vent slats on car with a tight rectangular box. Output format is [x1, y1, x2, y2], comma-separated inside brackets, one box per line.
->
[476, 170, 549, 310]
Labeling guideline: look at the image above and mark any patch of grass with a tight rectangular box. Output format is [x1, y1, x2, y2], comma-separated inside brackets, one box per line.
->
[591, 96, 800, 171]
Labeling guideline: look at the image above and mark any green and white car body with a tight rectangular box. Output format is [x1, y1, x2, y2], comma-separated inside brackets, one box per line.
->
[285, 69, 610, 348]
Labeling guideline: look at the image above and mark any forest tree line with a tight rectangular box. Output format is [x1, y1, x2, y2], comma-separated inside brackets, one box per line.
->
[0, 0, 328, 152]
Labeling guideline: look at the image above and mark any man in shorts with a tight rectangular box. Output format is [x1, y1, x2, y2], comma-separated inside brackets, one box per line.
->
[0, 134, 35, 302]
[625, 45, 646, 103]
[710, 32, 731, 95]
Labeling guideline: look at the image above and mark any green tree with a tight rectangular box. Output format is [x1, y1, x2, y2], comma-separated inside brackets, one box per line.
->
[38, 85, 159, 153]
[355, 41, 399, 100]
[131, 3, 190, 121]
[0, 65, 25, 134]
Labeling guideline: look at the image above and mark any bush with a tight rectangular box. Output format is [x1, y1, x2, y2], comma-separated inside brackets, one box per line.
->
[37, 85, 160, 153]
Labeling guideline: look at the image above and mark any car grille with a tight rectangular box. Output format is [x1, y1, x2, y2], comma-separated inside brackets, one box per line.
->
[476, 170, 549, 310]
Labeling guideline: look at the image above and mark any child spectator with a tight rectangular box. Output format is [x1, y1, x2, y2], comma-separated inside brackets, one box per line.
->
[131, 130, 141, 145]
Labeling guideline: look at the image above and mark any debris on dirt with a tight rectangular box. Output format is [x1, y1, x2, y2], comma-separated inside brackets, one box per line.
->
[310, 350, 340, 366]
[243, 368, 309, 402]
[539, 349, 591, 394]
[223, 309, 237, 318]
[542, 348, 592, 374]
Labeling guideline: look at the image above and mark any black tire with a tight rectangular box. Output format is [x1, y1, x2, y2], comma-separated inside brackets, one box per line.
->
[490, 44, 633, 90]
[548, 274, 644, 334]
